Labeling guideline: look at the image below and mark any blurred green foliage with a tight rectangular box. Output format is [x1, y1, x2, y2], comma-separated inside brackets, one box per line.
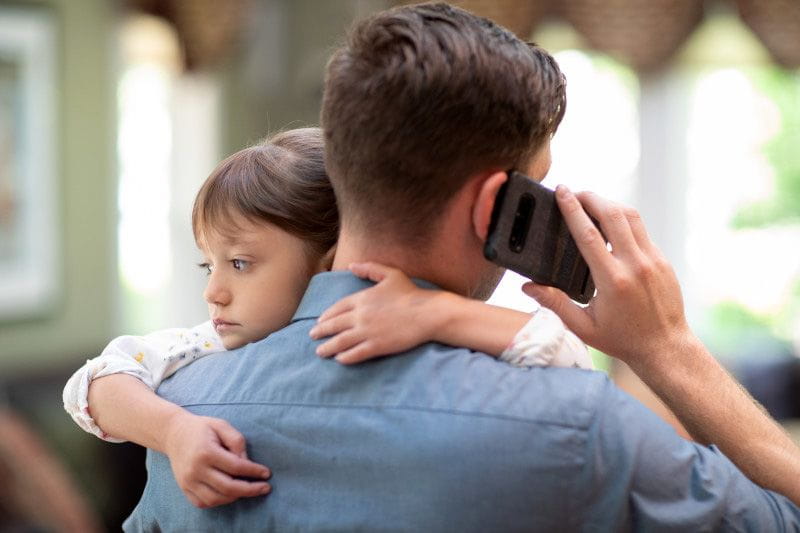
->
[704, 300, 794, 360]
[708, 67, 800, 358]
[732, 69, 800, 229]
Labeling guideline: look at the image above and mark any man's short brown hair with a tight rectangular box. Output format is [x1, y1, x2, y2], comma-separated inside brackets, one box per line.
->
[321, 2, 565, 243]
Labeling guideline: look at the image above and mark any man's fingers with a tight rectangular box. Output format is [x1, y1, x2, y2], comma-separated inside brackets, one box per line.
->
[349, 262, 393, 283]
[554, 186, 615, 280]
[572, 190, 637, 258]
[521, 282, 592, 341]
[311, 312, 355, 340]
[622, 206, 653, 252]
[316, 329, 363, 358]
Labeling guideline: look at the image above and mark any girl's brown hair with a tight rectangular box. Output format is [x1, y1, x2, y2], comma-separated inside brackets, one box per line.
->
[191, 127, 338, 257]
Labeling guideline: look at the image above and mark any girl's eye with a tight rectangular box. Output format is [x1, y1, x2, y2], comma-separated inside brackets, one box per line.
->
[232, 259, 249, 271]
[198, 262, 213, 275]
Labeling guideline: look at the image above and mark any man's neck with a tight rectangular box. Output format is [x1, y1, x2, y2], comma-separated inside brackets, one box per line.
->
[332, 230, 465, 295]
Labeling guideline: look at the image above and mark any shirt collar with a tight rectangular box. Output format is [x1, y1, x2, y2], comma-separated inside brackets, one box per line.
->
[291, 271, 439, 323]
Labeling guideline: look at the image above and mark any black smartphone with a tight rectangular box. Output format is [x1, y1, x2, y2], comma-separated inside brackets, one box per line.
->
[483, 171, 596, 304]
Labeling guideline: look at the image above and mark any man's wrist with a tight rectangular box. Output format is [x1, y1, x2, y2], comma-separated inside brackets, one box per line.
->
[622, 327, 705, 378]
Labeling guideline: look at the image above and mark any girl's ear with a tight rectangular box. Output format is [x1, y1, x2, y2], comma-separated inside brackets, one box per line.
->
[472, 171, 508, 241]
[315, 244, 337, 273]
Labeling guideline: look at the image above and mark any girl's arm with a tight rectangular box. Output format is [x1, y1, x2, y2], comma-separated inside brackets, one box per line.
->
[63, 322, 222, 441]
[88, 375, 270, 508]
[63, 323, 271, 508]
[310, 262, 591, 368]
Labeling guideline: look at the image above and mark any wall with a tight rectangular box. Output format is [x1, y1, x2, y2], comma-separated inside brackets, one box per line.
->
[222, 0, 389, 154]
[0, 0, 116, 375]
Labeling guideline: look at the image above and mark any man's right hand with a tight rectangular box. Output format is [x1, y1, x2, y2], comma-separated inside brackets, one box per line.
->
[163, 412, 272, 508]
[522, 185, 696, 371]
[524, 185, 800, 506]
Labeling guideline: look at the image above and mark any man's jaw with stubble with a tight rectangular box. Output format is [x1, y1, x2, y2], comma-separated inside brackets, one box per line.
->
[468, 263, 506, 301]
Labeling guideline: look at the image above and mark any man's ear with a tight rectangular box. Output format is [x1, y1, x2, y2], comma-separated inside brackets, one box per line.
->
[315, 244, 337, 273]
[472, 171, 508, 241]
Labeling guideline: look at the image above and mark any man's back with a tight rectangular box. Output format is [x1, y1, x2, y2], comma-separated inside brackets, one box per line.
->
[125, 273, 796, 532]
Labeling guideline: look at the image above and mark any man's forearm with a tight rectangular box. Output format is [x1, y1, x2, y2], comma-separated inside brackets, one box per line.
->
[525, 187, 800, 506]
[88, 374, 186, 453]
[630, 335, 800, 505]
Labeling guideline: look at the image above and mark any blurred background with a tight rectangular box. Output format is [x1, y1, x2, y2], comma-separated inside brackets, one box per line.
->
[0, 0, 798, 530]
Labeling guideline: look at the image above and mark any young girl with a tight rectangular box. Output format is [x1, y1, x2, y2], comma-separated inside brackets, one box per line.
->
[64, 127, 592, 509]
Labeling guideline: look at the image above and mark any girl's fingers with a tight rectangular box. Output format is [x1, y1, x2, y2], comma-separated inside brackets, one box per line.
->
[204, 468, 271, 500]
[317, 297, 355, 324]
[334, 340, 380, 365]
[185, 489, 203, 508]
[211, 448, 271, 480]
[349, 261, 395, 283]
[211, 419, 248, 458]
[316, 329, 364, 358]
[311, 311, 355, 339]
[193, 481, 230, 508]
[572, 190, 637, 259]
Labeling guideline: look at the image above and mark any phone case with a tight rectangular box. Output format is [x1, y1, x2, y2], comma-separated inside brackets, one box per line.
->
[484, 172, 596, 304]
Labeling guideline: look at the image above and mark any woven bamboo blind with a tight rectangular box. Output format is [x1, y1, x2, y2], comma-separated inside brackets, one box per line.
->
[397, 0, 800, 70]
[737, 0, 800, 68]
[556, 0, 704, 71]
[126, 0, 800, 71]
[128, 0, 250, 71]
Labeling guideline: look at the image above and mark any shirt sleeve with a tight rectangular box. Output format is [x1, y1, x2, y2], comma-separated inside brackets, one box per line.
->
[578, 379, 800, 530]
[62, 321, 223, 442]
[499, 305, 593, 370]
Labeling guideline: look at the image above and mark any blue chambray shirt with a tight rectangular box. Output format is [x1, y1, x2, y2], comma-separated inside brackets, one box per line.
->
[125, 272, 800, 532]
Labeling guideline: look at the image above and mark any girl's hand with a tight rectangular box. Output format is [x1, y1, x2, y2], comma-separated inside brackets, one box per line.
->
[309, 262, 446, 364]
[163, 411, 271, 508]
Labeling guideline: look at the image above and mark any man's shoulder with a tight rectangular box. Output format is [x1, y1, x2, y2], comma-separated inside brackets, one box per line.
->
[157, 321, 615, 432]
[403, 342, 613, 430]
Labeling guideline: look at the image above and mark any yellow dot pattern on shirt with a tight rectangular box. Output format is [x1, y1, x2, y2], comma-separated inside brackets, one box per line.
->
[204, 341, 213, 349]
[134, 352, 144, 364]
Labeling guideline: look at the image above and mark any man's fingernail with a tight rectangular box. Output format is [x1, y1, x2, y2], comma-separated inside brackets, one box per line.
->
[263, 469, 271, 479]
[556, 185, 571, 198]
[309, 327, 318, 337]
[261, 485, 271, 494]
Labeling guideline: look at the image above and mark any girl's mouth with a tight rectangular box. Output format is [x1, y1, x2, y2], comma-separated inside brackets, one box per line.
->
[212, 319, 240, 333]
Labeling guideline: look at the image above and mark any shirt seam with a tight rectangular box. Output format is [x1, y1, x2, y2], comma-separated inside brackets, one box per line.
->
[178, 400, 592, 430]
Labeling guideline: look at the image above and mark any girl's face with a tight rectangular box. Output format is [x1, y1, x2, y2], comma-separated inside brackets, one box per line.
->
[198, 216, 321, 350]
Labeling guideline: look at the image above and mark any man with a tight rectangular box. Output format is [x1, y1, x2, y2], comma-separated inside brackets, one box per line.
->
[121, 3, 800, 530]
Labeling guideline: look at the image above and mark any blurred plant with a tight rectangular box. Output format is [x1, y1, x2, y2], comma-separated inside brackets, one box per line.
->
[732, 69, 800, 229]
[704, 68, 800, 360]
[704, 300, 793, 360]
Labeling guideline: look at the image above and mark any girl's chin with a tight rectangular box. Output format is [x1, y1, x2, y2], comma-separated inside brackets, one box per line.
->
[220, 329, 269, 350]
[221, 336, 249, 350]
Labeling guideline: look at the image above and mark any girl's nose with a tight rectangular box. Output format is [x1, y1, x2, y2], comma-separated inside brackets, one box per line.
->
[203, 273, 232, 306]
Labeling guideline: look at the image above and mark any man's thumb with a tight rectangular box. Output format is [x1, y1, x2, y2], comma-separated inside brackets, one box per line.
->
[521, 282, 583, 335]
[522, 282, 560, 309]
